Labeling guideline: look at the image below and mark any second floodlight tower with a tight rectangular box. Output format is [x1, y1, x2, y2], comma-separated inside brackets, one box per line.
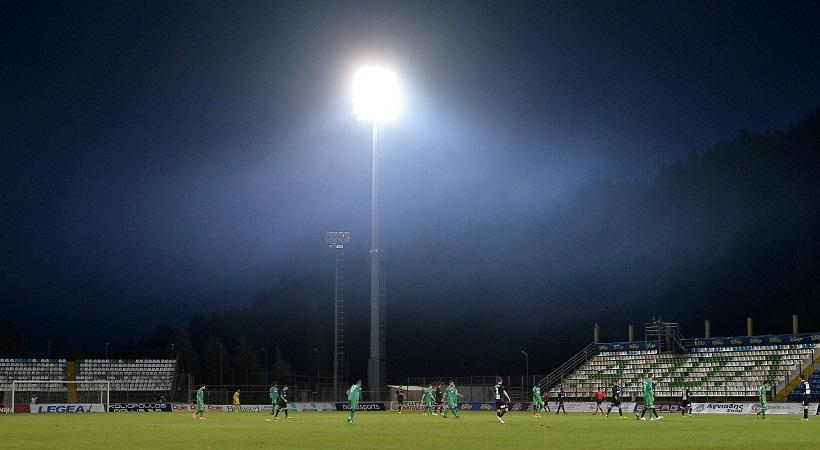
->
[325, 231, 351, 401]
[353, 65, 400, 399]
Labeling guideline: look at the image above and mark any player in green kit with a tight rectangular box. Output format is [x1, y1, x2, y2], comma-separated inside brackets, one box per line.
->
[637, 377, 662, 421]
[269, 383, 279, 415]
[192, 385, 206, 420]
[756, 381, 769, 419]
[532, 385, 544, 417]
[443, 380, 462, 418]
[422, 384, 434, 416]
[346, 379, 362, 423]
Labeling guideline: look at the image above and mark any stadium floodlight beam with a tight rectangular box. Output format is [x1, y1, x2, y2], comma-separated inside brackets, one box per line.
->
[353, 65, 400, 399]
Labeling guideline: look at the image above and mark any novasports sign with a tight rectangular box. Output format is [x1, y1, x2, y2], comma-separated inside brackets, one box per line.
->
[227, 405, 262, 412]
[108, 403, 171, 412]
[335, 402, 388, 411]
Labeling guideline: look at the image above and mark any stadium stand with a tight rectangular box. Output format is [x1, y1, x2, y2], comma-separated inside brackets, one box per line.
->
[75, 359, 175, 392]
[541, 321, 819, 401]
[0, 359, 67, 392]
[550, 345, 816, 399]
[1, 359, 176, 403]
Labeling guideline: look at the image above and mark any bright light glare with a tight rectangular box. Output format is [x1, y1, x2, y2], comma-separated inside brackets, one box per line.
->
[352, 66, 400, 122]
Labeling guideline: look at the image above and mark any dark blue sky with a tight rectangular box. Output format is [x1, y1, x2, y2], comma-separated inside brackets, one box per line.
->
[3, 0, 820, 351]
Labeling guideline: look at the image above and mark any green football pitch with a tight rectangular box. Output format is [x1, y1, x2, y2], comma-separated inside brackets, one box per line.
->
[0, 411, 816, 449]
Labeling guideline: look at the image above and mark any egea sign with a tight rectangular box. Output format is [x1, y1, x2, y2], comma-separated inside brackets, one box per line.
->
[30, 404, 106, 413]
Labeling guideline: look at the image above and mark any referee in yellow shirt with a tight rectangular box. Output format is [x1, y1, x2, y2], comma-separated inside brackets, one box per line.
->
[233, 388, 241, 412]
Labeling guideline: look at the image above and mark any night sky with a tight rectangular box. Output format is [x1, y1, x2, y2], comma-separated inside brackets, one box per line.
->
[4, 1, 820, 374]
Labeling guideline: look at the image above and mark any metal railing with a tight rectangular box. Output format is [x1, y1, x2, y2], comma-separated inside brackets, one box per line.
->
[537, 342, 598, 391]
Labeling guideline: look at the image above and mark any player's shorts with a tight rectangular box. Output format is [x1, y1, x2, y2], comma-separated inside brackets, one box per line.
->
[448, 401, 457, 408]
[196, 402, 204, 412]
[533, 399, 544, 405]
[803, 395, 810, 407]
[596, 400, 602, 405]
[349, 400, 358, 410]
[424, 400, 432, 407]
[680, 400, 691, 408]
[277, 399, 288, 409]
[496, 401, 508, 411]
[644, 397, 654, 407]
[611, 398, 621, 406]
[435, 397, 443, 405]
[397, 399, 404, 405]
[759, 403, 767, 411]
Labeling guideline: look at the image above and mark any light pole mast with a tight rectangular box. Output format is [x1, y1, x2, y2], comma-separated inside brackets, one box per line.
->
[353, 65, 399, 400]
[326, 231, 350, 401]
[368, 120, 383, 398]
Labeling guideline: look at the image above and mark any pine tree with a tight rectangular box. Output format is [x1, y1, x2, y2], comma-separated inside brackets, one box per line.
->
[0, 316, 30, 358]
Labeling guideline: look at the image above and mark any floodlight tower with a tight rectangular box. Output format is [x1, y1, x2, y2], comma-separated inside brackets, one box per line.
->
[353, 66, 400, 399]
[325, 231, 351, 400]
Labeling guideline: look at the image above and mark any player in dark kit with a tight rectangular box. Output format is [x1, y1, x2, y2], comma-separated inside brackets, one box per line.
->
[274, 385, 289, 419]
[434, 384, 444, 415]
[541, 392, 551, 413]
[396, 387, 405, 414]
[680, 386, 693, 417]
[799, 375, 811, 421]
[606, 380, 625, 418]
[555, 387, 566, 414]
[494, 376, 512, 423]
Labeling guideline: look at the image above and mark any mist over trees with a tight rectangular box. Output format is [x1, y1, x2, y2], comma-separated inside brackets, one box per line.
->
[22, 109, 820, 381]
[389, 108, 820, 376]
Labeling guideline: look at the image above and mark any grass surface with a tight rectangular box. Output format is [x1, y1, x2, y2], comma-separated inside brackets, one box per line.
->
[1, 411, 817, 449]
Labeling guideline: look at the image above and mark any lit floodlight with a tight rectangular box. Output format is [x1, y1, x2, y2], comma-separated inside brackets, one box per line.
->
[352, 66, 400, 122]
